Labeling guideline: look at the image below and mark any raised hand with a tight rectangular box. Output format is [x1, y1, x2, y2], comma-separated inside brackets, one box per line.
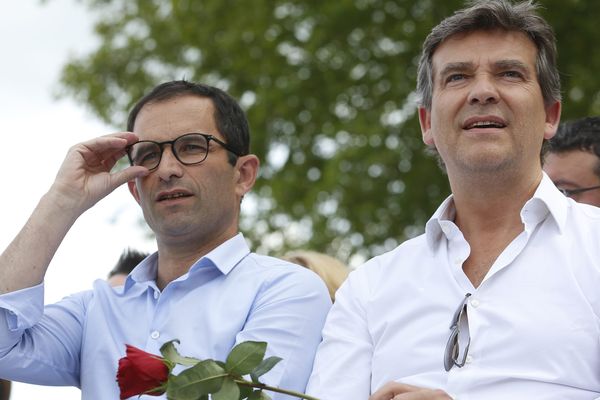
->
[50, 132, 148, 214]
[0, 132, 148, 294]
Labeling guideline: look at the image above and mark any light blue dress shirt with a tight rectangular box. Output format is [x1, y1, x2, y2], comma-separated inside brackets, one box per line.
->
[0, 233, 331, 399]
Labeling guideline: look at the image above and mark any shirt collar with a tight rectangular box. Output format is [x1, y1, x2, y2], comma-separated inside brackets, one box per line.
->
[425, 172, 569, 251]
[123, 233, 251, 292]
[197, 232, 251, 275]
[425, 195, 456, 251]
[525, 172, 568, 233]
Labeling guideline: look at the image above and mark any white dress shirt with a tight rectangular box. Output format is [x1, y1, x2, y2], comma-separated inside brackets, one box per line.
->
[307, 174, 600, 400]
[0, 233, 331, 399]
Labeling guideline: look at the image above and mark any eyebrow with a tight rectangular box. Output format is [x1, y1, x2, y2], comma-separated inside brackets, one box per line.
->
[437, 62, 473, 79]
[494, 59, 531, 76]
[436, 59, 532, 80]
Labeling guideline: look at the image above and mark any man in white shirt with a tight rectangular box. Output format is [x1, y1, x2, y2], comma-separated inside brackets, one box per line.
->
[0, 80, 331, 399]
[307, 1, 600, 399]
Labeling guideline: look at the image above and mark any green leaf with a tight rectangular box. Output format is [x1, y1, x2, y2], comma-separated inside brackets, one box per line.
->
[225, 341, 267, 376]
[250, 356, 282, 383]
[166, 359, 227, 400]
[239, 385, 254, 399]
[160, 339, 201, 367]
[212, 377, 240, 400]
[247, 390, 263, 400]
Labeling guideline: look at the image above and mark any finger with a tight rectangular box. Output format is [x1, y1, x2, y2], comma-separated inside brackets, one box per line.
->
[370, 383, 423, 400]
[109, 166, 149, 189]
[76, 135, 137, 171]
[81, 133, 135, 153]
[393, 389, 452, 400]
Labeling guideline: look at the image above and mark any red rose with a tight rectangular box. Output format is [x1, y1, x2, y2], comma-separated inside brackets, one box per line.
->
[117, 345, 169, 399]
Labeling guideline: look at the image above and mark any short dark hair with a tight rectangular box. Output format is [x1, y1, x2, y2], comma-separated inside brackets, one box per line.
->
[547, 117, 600, 178]
[127, 80, 250, 165]
[417, 0, 561, 110]
[108, 248, 148, 278]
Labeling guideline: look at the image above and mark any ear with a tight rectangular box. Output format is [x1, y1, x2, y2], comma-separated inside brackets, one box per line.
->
[543, 101, 561, 140]
[128, 180, 141, 204]
[234, 155, 260, 198]
[419, 107, 435, 146]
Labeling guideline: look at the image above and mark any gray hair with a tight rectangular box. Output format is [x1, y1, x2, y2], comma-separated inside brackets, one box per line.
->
[416, 0, 561, 110]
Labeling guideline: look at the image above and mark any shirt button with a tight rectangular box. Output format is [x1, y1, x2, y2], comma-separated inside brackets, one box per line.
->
[470, 298, 480, 308]
[150, 330, 160, 340]
[465, 355, 473, 364]
[153, 291, 159, 299]
[454, 259, 462, 266]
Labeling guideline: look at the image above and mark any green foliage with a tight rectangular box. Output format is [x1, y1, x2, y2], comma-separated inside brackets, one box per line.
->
[161, 340, 315, 400]
[251, 357, 283, 383]
[161, 339, 201, 367]
[167, 359, 227, 399]
[58, 0, 600, 263]
[225, 341, 267, 376]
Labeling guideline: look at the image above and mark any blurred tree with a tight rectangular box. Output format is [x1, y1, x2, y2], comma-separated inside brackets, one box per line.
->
[58, 0, 600, 265]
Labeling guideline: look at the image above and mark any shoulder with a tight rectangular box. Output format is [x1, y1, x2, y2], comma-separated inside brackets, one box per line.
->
[352, 233, 429, 280]
[338, 233, 429, 299]
[563, 202, 600, 245]
[571, 201, 600, 222]
[237, 253, 330, 295]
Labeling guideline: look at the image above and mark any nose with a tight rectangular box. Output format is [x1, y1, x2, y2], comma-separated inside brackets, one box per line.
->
[155, 145, 184, 181]
[467, 75, 499, 105]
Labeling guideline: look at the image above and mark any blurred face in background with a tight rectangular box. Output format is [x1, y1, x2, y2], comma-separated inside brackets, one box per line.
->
[544, 150, 600, 207]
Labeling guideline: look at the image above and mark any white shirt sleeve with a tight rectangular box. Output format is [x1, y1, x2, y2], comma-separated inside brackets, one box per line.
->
[306, 267, 374, 399]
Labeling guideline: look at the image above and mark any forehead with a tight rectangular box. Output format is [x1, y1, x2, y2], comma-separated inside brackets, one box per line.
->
[544, 150, 600, 179]
[133, 94, 220, 141]
[432, 29, 538, 76]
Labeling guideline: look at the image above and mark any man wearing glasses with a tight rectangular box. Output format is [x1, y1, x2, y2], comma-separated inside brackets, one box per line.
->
[544, 116, 600, 207]
[308, 1, 600, 399]
[0, 81, 331, 399]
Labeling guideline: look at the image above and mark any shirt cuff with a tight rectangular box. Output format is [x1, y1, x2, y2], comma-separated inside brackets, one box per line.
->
[0, 282, 44, 331]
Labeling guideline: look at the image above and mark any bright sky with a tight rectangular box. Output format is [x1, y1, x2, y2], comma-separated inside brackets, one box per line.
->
[0, 1, 156, 398]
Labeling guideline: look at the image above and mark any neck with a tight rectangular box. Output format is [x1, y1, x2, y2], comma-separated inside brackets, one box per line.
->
[154, 230, 237, 290]
[447, 169, 543, 287]
[449, 168, 543, 229]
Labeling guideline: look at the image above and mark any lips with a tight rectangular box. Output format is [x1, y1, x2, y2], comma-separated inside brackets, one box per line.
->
[156, 190, 193, 202]
[462, 116, 507, 130]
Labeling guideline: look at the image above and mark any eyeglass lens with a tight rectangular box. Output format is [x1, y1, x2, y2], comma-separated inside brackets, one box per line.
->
[129, 134, 210, 170]
[444, 293, 472, 371]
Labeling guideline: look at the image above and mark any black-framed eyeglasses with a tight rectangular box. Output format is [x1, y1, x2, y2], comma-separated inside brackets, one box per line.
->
[443, 293, 472, 372]
[126, 133, 242, 171]
[556, 185, 600, 198]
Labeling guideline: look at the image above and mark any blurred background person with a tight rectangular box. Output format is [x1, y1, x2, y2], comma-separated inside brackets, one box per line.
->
[283, 250, 349, 302]
[544, 116, 600, 206]
[106, 248, 148, 287]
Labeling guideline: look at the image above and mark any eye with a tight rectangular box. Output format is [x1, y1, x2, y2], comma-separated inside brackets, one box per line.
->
[131, 143, 160, 166]
[176, 138, 208, 155]
[500, 70, 524, 79]
[136, 150, 160, 165]
[445, 74, 467, 84]
[180, 143, 206, 154]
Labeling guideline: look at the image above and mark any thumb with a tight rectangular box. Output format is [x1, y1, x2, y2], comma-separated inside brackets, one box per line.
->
[110, 166, 149, 188]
